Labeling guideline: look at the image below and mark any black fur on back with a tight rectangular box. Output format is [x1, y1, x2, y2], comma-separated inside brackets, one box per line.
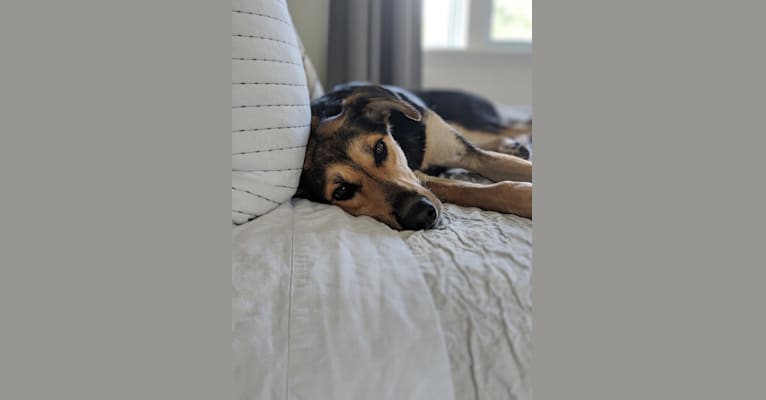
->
[411, 89, 506, 133]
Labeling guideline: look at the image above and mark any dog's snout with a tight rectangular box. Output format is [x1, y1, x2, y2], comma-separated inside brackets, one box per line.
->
[397, 196, 438, 231]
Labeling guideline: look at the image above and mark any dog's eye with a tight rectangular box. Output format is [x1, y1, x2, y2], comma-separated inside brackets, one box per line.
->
[373, 138, 387, 165]
[332, 183, 357, 201]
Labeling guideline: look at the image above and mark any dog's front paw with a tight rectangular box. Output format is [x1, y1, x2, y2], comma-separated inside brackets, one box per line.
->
[498, 138, 531, 160]
[496, 181, 532, 218]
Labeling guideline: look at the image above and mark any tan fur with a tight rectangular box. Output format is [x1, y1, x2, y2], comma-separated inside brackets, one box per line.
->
[422, 111, 532, 183]
[322, 134, 442, 229]
[315, 113, 346, 136]
[450, 125, 531, 154]
[416, 172, 532, 218]
[460, 150, 532, 183]
[420, 111, 471, 168]
[303, 85, 534, 228]
[449, 122, 531, 139]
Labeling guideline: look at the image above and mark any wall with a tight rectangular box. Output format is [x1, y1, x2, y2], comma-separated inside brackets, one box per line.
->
[286, 0, 330, 84]
[423, 49, 532, 106]
[286, 0, 532, 106]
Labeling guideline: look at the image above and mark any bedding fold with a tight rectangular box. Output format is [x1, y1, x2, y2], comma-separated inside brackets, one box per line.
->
[233, 199, 455, 400]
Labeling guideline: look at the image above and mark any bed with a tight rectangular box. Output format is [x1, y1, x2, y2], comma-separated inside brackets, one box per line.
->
[233, 189, 532, 400]
[232, 1, 532, 398]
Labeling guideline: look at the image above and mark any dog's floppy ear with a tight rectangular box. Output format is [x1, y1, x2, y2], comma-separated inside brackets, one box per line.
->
[363, 97, 422, 123]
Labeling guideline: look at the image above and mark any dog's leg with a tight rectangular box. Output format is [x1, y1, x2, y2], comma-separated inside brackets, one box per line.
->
[459, 149, 532, 182]
[422, 111, 533, 182]
[415, 171, 532, 218]
[449, 127, 531, 159]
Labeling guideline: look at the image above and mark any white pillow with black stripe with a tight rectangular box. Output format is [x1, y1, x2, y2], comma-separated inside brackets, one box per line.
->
[232, 0, 311, 224]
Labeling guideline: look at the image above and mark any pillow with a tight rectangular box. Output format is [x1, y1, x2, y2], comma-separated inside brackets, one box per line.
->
[232, 0, 311, 224]
[300, 41, 325, 101]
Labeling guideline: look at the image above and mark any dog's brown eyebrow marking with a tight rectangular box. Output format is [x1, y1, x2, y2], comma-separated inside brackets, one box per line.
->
[332, 173, 348, 184]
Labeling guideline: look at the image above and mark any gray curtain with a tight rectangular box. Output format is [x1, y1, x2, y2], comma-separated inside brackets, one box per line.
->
[326, 0, 422, 90]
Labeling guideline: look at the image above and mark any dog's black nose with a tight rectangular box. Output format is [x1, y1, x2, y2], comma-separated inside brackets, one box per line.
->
[398, 197, 438, 230]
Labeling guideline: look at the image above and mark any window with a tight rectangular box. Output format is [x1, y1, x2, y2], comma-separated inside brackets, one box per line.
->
[422, 0, 468, 49]
[423, 0, 532, 50]
[490, 0, 532, 43]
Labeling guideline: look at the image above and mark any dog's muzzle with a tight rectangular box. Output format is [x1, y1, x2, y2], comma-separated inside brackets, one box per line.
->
[395, 195, 438, 231]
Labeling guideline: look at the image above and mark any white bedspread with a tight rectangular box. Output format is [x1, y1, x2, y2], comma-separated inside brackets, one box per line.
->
[233, 200, 455, 400]
[404, 207, 533, 400]
[233, 198, 532, 400]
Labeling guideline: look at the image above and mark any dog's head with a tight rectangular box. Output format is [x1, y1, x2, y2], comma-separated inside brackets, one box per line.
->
[297, 85, 442, 230]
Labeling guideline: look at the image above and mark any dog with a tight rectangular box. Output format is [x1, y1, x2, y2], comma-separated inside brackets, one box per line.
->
[410, 88, 532, 159]
[296, 82, 532, 231]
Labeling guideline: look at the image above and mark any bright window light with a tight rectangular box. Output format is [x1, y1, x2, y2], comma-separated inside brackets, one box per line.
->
[422, 0, 468, 49]
[491, 0, 532, 43]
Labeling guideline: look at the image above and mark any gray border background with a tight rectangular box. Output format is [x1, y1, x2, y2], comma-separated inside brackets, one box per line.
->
[1, 1, 231, 399]
[1, 0, 764, 399]
[534, 0, 766, 398]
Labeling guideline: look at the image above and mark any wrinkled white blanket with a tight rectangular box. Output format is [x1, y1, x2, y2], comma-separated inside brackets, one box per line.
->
[233, 198, 532, 400]
[403, 207, 532, 400]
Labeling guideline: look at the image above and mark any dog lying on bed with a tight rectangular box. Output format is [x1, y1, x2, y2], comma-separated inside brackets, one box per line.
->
[296, 82, 532, 231]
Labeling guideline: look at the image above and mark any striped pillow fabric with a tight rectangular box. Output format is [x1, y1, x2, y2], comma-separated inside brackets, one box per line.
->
[231, 0, 311, 224]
